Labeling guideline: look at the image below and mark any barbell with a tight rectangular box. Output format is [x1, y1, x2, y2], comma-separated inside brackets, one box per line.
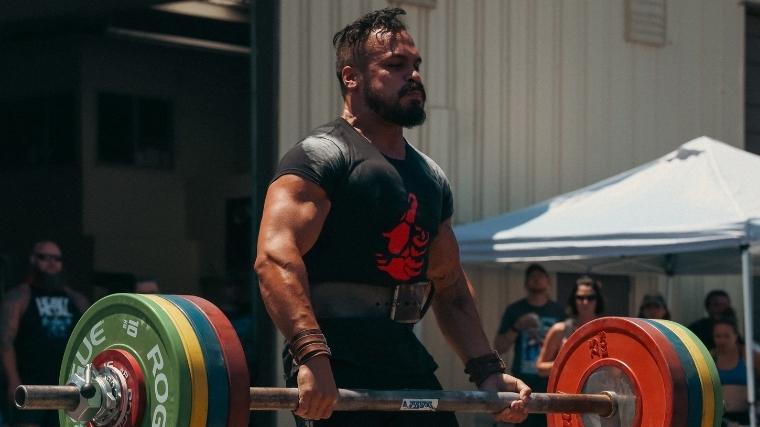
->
[14, 293, 723, 427]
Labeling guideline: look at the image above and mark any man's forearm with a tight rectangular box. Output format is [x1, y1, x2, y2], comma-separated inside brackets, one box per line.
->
[255, 252, 321, 339]
[432, 281, 493, 362]
[494, 331, 517, 355]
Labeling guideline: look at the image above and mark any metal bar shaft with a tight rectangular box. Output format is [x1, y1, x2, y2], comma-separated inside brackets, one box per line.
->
[15, 385, 80, 411]
[17, 385, 615, 416]
[250, 388, 615, 415]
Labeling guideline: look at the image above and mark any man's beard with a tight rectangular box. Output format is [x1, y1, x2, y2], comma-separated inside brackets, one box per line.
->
[33, 270, 65, 289]
[364, 81, 427, 128]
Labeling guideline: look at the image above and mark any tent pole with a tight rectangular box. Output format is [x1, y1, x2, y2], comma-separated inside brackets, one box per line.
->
[665, 275, 674, 309]
[665, 254, 674, 311]
[741, 247, 756, 427]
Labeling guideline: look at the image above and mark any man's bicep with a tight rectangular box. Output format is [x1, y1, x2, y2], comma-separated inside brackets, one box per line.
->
[258, 174, 331, 256]
[427, 219, 465, 289]
[0, 299, 22, 348]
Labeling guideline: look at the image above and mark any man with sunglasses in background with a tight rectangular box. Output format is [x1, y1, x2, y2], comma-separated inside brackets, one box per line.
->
[0, 241, 88, 427]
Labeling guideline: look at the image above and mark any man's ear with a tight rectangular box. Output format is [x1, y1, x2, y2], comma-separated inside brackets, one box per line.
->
[341, 65, 360, 92]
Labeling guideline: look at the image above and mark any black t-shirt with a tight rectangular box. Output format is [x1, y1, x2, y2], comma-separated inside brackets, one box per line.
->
[274, 118, 454, 374]
[274, 117, 454, 285]
[497, 298, 565, 389]
[688, 317, 715, 349]
[16, 284, 80, 384]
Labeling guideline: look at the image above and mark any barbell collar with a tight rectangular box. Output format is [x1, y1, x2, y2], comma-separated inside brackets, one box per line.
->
[249, 387, 616, 415]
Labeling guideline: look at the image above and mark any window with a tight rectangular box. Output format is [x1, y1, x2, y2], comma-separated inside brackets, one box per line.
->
[0, 93, 76, 170]
[97, 92, 173, 169]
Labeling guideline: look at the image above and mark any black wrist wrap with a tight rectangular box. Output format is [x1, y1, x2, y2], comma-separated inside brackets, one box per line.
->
[464, 350, 507, 387]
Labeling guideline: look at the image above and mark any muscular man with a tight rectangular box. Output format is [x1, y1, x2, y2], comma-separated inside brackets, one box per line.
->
[493, 264, 564, 427]
[1, 241, 88, 427]
[255, 8, 529, 426]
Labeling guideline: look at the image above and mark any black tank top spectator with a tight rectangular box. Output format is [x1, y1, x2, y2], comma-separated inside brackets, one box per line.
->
[0, 241, 88, 427]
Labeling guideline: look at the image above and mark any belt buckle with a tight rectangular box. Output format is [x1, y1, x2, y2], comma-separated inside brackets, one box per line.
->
[389, 282, 432, 324]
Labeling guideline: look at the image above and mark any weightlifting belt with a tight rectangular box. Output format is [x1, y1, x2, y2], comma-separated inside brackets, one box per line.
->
[310, 281, 433, 324]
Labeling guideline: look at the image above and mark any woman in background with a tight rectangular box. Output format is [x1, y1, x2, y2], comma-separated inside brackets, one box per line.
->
[711, 318, 760, 426]
[535, 276, 605, 377]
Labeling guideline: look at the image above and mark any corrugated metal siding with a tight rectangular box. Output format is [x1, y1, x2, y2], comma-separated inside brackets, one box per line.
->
[277, 1, 744, 424]
[280, 0, 743, 219]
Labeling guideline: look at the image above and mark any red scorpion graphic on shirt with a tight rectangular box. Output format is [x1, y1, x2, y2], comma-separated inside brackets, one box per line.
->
[375, 193, 431, 281]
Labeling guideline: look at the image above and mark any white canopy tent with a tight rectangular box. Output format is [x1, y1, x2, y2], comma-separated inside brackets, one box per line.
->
[454, 137, 759, 425]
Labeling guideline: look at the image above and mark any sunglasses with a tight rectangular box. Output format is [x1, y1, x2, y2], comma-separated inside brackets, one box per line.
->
[35, 253, 62, 262]
[575, 295, 597, 302]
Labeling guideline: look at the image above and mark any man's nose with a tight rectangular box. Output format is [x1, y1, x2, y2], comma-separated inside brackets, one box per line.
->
[409, 68, 422, 82]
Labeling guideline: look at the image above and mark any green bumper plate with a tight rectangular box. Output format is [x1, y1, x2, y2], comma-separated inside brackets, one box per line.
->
[59, 293, 192, 427]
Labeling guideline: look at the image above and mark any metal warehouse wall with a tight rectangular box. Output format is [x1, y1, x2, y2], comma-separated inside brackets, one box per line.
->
[276, 1, 745, 425]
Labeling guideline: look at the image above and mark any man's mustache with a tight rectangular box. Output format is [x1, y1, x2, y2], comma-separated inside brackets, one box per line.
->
[399, 82, 426, 100]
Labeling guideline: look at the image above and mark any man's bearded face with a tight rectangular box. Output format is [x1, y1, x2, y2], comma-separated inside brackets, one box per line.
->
[30, 242, 64, 287]
[363, 76, 427, 128]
